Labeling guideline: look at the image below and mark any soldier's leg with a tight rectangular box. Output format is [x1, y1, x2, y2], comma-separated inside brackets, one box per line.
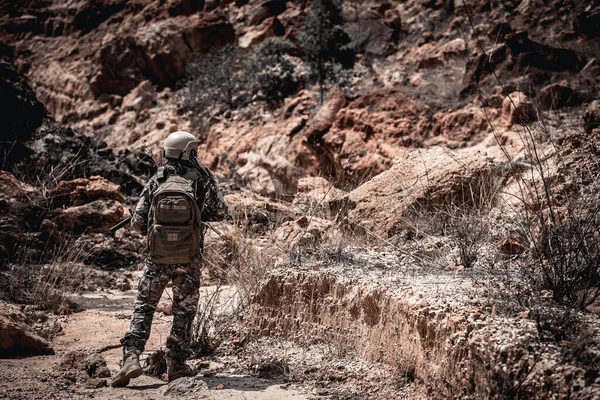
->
[121, 260, 170, 358]
[166, 259, 201, 363]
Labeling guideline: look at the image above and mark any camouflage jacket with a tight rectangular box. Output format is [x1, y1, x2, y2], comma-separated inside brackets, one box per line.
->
[131, 159, 228, 236]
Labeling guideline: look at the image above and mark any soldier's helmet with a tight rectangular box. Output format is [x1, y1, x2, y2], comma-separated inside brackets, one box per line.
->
[163, 131, 198, 161]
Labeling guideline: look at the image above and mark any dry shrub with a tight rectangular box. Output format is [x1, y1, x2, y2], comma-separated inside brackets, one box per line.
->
[192, 223, 280, 355]
[145, 349, 167, 378]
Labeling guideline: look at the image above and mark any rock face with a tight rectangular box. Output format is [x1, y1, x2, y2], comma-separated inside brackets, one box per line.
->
[0, 301, 54, 357]
[332, 147, 504, 238]
[0, 61, 46, 167]
[248, 265, 600, 399]
[318, 89, 431, 185]
[237, 135, 307, 198]
[92, 14, 235, 95]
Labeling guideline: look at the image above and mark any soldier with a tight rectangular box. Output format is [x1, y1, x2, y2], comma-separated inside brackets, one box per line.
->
[110, 131, 227, 387]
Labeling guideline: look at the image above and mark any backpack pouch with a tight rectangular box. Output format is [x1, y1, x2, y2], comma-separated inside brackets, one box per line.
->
[149, 225, 198, 265]
[156, 196, 192, 224]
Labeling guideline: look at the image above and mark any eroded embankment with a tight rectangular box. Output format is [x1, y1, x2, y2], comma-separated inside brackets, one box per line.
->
[246, 258, 599, 399]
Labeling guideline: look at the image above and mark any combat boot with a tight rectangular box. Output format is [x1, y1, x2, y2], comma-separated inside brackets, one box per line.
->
[110, 353, 143, 387]
[167, 357, 197, 382]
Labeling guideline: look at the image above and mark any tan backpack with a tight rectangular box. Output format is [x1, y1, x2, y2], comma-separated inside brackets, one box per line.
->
[148, 174, 202, 264]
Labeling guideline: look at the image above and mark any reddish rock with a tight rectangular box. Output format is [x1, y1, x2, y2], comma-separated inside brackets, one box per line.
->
[315, 89, 431, 185]
[332, 147, 504, 237]
[502, 91, 537, 124]
[92, 14, 235, 95]
[0, 301, 54, 357]
[304, 86, 347, 145]
[345, 19, 396, 56]
[239, 17, 285, 48]
[432, 105, 492, 146]
[443, 38, 466, 56]
[583, 100, 600, 133]
[237, 135, 307, 198]
[49, 176, 124, 207]
[137, 14, 235, 88]
[51, 199, 124, 234]
[293, 177, 346, 217]
[499, 236, 525, 255]
[0, 171, 39, 201]
[273, 216, 333, 249]
[122, 80, 155, 113]
[537, 81, 581, 110]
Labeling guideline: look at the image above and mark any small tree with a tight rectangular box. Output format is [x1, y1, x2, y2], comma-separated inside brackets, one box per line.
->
[298, 0, 354, 104]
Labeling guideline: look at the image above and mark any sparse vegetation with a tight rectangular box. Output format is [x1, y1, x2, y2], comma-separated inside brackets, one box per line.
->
[298, 0, 354, 104]
[246, 37, 305, 104]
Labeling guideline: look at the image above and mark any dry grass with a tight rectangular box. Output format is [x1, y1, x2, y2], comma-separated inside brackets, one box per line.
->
[1, 236, 90, 313]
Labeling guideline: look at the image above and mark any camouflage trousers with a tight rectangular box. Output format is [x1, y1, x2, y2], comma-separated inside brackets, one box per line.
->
[121, 257, 201, 363]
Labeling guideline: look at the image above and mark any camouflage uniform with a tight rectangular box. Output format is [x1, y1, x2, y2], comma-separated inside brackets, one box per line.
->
[121, 159, 227, 363]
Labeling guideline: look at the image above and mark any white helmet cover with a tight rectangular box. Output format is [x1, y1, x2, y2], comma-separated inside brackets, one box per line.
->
[163, 131, 198, 161]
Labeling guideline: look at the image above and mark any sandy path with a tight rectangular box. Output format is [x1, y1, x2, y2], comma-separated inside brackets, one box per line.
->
[0, 286, 308, 400]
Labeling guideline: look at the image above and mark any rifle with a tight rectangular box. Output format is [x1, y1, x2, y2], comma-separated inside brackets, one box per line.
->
[110, 216, 132, 232]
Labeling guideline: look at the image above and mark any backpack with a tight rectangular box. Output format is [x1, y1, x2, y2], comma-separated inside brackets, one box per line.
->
[148, 173, 203, 265]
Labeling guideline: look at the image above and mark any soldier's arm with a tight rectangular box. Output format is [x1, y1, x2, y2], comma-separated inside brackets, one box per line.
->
[131, 179, 155, 235]
[199, 171, 228, 222]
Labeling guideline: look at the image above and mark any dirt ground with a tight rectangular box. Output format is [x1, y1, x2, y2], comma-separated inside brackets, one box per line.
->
[0, 276, 412, 400]
[0, 285, 309, 400]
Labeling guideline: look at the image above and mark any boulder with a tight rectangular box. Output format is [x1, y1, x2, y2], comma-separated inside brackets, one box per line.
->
[502, 91, 537, 124]
[85, 353, 111, 378]
[51, 199, 124, 234]
[537, 82, 582, 110]
[0, 171, 39, 201]
[344, 20, 396, 57]
[91, 14, 235, 95]
[0, 301, 54, 357]
[331, 147, 505, 237]
[90, 35, 148, 97]
[49, 176, 124, 207]
[583, 100, 600, 133]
